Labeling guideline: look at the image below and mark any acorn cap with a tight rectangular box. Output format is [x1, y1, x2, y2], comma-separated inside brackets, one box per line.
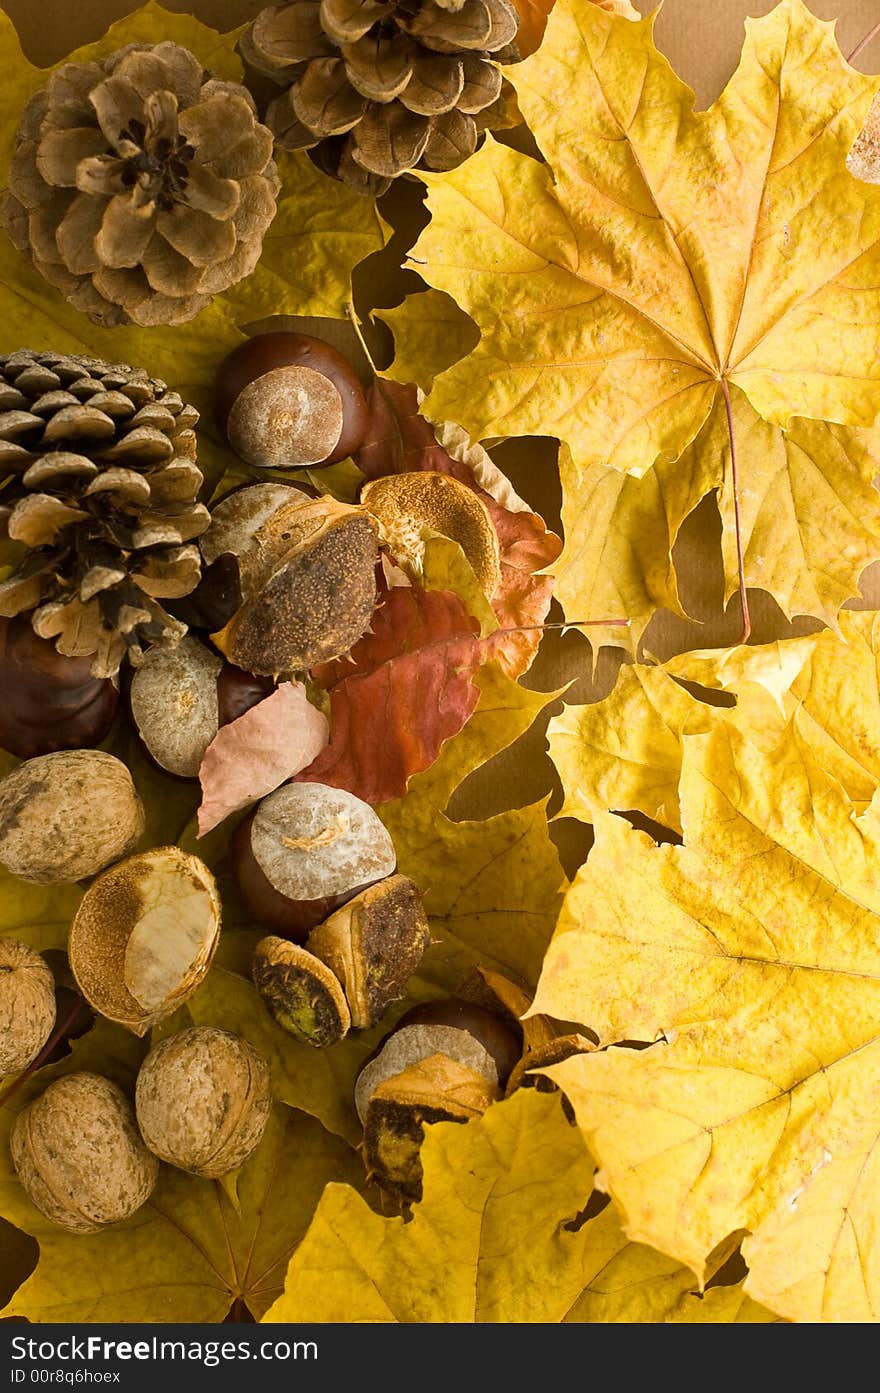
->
[252, 935, 351, 1047]
[129, 635, 222, 777]
[0, 750, 145, 884]
[135, 1025, 272, 1178]
[248, 782, 396, 904]
[10, 1072, 160, 1233]
[307, 873, 430, 1030]
[210, 493, 379, 675]
[362, 1051, 500, 1203]
[361, 471, 502, 596]
[69, 845, 221, 1036]
[0, 938, 56, 1075]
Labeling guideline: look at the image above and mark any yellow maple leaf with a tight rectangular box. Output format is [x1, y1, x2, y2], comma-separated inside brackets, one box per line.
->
[263, 1087, 776, 1323]
[413, 0, 880, 638]
[535, 700, 880, 1323]
[550, 611, 880, 836]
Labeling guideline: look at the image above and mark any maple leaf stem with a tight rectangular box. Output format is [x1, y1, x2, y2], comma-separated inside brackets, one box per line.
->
[345, 300, 381, 378]
[720, 377, 751, 645]
[848, 20, 880, 63]
[495, 619, 630, 633]
[0, 994, 92, 1111]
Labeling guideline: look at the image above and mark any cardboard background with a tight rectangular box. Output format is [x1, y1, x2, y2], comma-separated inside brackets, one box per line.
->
[1, 0, 880, 1316]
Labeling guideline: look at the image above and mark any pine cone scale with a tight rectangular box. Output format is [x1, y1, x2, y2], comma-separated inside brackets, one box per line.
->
[292, 59, 367, 135]
[245, 0, 519, 191]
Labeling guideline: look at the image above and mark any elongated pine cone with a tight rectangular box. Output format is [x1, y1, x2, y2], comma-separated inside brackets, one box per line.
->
[1, 42, 280, 327]
[0, 348, 209, 678]
[241, 0, 520, 196]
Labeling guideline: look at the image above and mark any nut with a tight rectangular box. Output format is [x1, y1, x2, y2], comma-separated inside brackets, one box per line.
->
[135, 1026, 271, 1178]
[128, 635, 277, 777]
[68, 846, 221, 1036]
[252, 936, 351, 1048]
[11, 1072, 160, 1232]
[129, 636, 222, 778]
[361, 472, 502, 597]
[354, 998, 522, 1126]
[0, 616, 118, 760]
[362, 1052, 500, 1205]
[0, 938, 56, 1075]
[230, 781, 397, 940]
[307, 874, 430, 1029]
[202, 483, 379, 676]
[214, 332, 369, 470]
[0, 750, 145, 883]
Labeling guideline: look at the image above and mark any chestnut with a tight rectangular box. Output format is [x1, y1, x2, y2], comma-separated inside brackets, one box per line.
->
[354, 999, 523, 1206]
[214, 332, 370, 470]
[128, 636, 275, 778]
[230, 782, 397, 942]
[353, 998, 522, 1126]
[199, 483, 379, 677]
[251, 874, 431, 1047]
[0, 616, 118, 759]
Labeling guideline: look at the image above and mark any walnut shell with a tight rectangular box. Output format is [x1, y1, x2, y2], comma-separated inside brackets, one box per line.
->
[135, 1026, 271, 1178]
[0, 938, 56, 1075]
[0, 750, 145, 883]
[11, 1072, 160, 1233]
[69, 846, 221, 1036]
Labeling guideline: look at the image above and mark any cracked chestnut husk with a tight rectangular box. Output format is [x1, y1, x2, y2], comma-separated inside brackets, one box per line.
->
[215, 332, 369, 470]
[68, 845, 221, 1035]
[230, 781, 397, 941]
[135, 1025, 271, 1178]
[0, 616, 119, 759]
[252, 873, 431, 1046]
[355, 999, 522, 1204]
[127, 634, 275, 777]
[197, 481, 379, 676]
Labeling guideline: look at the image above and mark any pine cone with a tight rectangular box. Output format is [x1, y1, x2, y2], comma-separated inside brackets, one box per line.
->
[0, 348, 210, 679]
[241, 0, 520, 197]
[1, 43, 280, 327]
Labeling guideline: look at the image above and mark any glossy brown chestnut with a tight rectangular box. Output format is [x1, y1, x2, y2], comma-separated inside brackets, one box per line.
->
[229, 783, 398, 942]
[390, 999, 522, 1087]
[0, 617, 118, 760]
[214, 332, 369, 470]
[216, 663, 276, 727]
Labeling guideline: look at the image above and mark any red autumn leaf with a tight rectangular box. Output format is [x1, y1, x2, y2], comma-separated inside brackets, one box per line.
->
[197, 681, 329, 835]
[299, 581, 497, 804]
[354, 379, 562, 677]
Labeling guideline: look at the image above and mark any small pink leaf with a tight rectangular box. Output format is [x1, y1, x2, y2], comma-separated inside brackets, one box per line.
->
[197, 681, 330, 836]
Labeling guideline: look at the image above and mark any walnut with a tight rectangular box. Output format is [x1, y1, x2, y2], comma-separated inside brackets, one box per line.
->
[0, 938, 55, 1075]
[135, 1026, 271, 1178]
[11, 1072, 160, 1232]
[0, 750, 144, 883]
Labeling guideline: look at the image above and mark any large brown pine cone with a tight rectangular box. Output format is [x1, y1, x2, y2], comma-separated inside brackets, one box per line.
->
[0, 349, 210, 679]
[1, 43, 280, 327]
[241, 0, 520, 197]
